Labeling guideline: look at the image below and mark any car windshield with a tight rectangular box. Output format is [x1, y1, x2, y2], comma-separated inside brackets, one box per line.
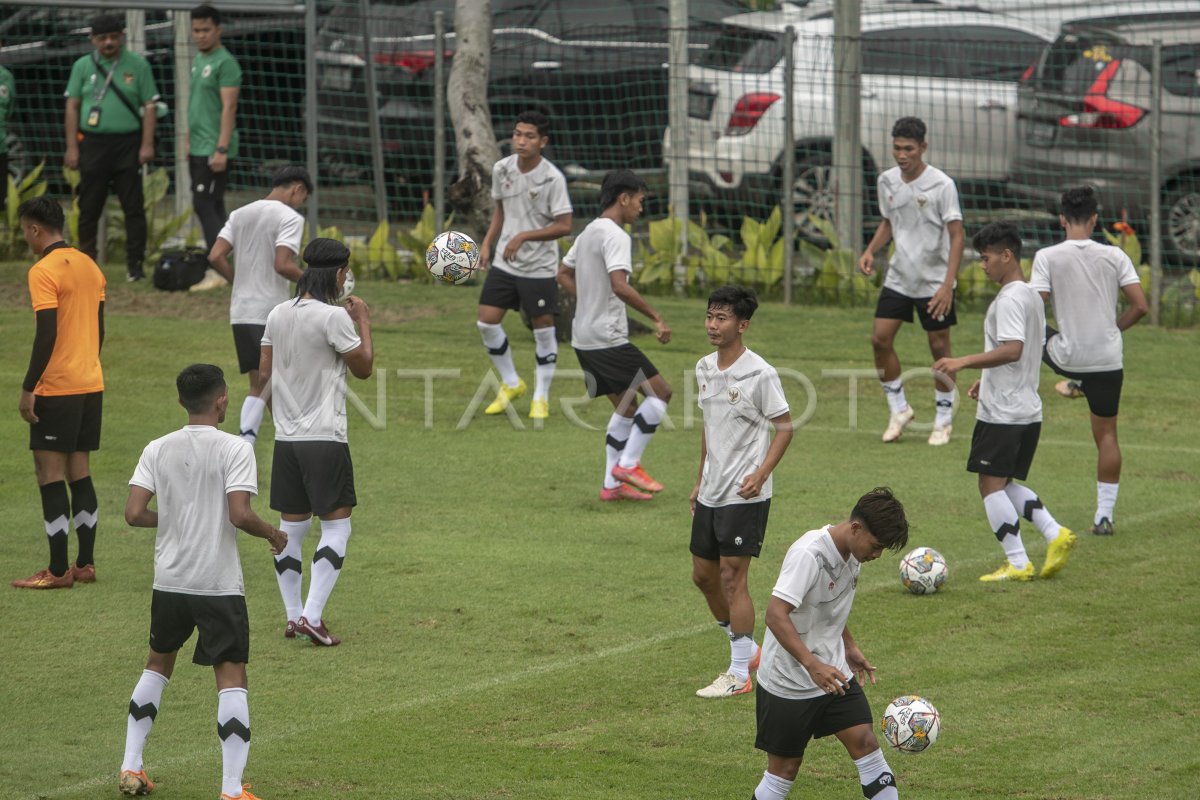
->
[698, 26, 784, 73]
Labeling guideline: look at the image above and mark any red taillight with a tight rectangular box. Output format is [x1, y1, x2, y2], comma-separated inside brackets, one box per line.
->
[725, 92, 780, 135]
[1019, 61, 1036, 84]
[1058, 60, 1145, 129]
[373, 49, 452, 76]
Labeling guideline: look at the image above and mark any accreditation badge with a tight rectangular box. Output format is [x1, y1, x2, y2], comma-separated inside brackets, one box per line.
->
[87, 107, 102, 127]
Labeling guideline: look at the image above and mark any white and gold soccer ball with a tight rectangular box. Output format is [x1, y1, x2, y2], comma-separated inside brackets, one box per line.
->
[425, 230, 480, 285]
[899, 546, 948, 595]
[881, 695, 941, 753]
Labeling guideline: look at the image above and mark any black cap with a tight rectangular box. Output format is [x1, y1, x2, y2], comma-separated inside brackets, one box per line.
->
[90, 15, 124, 36]
[302, 238, 351, 270]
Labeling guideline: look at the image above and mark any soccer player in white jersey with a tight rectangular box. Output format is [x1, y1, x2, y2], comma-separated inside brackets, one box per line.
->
[558, 169, 672, 501]
[260, 239, 374, 646]
[476, 111, 573, 420]
[207, 165, 311, 445]
[121, 364, 286, 800]
[690, 285, 793, 699]
[1029, 186, 1147, 536]
[934, 223, 1077, 582]
[750, 488, 908, 800]
[858, 117, 965, 446]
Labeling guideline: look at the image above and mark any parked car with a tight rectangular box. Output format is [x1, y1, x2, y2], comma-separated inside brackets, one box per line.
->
[663, 4, 1055, 242]
[1008, 11, 1200, 266]
[314, 0, 750, 214]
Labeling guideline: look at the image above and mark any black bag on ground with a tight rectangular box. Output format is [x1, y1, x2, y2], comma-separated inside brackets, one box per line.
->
[153, 247, 210, 291]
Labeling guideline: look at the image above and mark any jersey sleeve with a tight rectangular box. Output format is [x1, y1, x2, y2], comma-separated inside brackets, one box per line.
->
[220, 56, 243, 89]
[260, 309, 276, 347]
[547, 172, 573, 218]
[772, 546, 819, 608]
[876, 174, 891, 220]
[275, 212, 303, 253]
[1115, 251, 1140, 287]
[1028, 252, 1051, 293]
[940, 178, 964, 223]
[64, 57, 86, 100]
[490, 160, 505, 201]
[136, 56, 161, 104]
[216, 217, 235, 246]
[561, 239, 577, 270]
[602, 227, 632, 274]
[993, 291, 1028, 344]
[129, 445, 156, 493]
[757, 366, 790, 419]
[28, 266, 59, 312]
[327, 308, 363, 355]
[223, 438, 258, 495]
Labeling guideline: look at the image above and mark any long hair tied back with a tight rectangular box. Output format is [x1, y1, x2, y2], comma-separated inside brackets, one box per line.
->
[296, 238, 350, 304]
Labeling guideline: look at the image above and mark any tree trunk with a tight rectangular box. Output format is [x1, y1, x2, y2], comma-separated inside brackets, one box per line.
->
[446, 0, 499, 240]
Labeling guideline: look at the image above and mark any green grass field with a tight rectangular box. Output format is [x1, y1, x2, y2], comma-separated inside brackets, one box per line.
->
[1, 264, 1197, 800]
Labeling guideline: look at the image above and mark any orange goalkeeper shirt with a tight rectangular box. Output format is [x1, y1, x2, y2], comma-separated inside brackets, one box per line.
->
[28, 244, 106, 396]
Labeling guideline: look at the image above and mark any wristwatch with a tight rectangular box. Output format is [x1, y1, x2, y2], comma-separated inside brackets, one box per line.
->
[215, 146, 228, 154]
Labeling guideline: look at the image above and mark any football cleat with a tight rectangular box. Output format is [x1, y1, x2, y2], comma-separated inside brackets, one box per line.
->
[11, 567, 74, 589]
[611, 463, 663, 493]
[1091, 517, 1114, 536]
[219, 783, 262, 800]
[599, 484, 653, 502]
[295, 616, 340, 647]
[882, 406, 915, 443]
[1040, 527, 1077, 579]
[484, 379, 526, 415]
[528, 398, 549, 420]
[284, 620, 298, 639]
[1055, 380, 1085, 399]
[696, 671, 753, 699]
[748, 643, 761, 672]
[118, 769, 155, 796]
[979, 562, 1035, 582]
[927, 424, 952, 447]
[71, 563, 97, 583]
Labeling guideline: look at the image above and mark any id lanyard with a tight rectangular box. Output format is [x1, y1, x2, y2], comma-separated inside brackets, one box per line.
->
[87, 52, 119, 126]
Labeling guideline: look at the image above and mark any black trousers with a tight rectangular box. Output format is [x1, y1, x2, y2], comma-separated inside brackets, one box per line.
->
[189, 155, 229, 251]
[78, 132, 147, 276]
[0, 153, 8, 213]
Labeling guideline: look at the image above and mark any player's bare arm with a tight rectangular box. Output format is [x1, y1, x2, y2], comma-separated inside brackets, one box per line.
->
[842, 626, 876, 685]
[226, 490, 286, 555]
[737, 411, 793, 500]
[858, 218, 892, 276]
[927, 219, 964, 318]
[64, 98, 81, 169]
[557, 264, 576, 296]
[208, 237, 234, 282]
[210, 85, 239, 173]
[503, 212, 572, 262]
[477, 203, 504, 269]
[124, 486, 159, 528]
[933, 339, 1022, 379]
[766, 595, 848, 695]
[609, 271, 670, 344]
[342, 297, 374, 379]
[690, 428, 707, 516]
[272, 244, 302, 282]
[1117, 282, 1148, 331]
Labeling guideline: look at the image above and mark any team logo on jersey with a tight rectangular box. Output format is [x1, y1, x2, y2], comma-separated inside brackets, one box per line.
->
[0, 85, 8, 99]
[529, 189, 539, 200]
[202, 64, 212, 78]
[828, 580, 836, 592]
[728, 387, 740, 404]
[123, 71, 135, 85]
[734, 536, 743, 546]
[916, 194, 928, 209]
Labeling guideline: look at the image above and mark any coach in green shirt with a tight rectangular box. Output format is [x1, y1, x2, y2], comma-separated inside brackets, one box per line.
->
[0, 49, 14, 209]
[64, 13, 160, 282]
[188, 4, 242, 251]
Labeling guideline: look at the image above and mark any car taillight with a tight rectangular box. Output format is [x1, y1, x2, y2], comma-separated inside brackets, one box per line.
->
[1019, 61, 1036, 84]
[1059, 60, 1145, 129]
[725, 92, 780, 136]
[373, 49, 452, 76]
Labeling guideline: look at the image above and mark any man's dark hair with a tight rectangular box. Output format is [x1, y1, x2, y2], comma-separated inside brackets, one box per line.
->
[191, 4, 222, 25]
[972, 221, 1023, 261]
[90, 14, 124, 35]
[1060, 186, 1098, 225]
[707, 284, 758, 321]
[296, 238, 350, 304]
[17, 197, 65, 232]
[272, 165, 313, 195]
[516, 110, 550, 138]
[599, 169, 647, 211]
[177, 364, 226, 414]
[891, 116, 926, 143]
[850, 487, 909, 552]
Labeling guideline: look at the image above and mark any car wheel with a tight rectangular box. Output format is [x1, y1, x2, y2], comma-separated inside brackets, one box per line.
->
[1163, 175, 1200, 267]
[789, 149, 836, 245]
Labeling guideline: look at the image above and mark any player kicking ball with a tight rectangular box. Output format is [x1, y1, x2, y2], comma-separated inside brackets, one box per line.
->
[558, 170, 672, 501]
[751, 488, 909, 800]
[933, 223, 1076, 582]
[691, 285, 792, 698]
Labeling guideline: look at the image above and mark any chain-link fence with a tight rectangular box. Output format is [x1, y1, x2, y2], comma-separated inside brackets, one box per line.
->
[2, 1, 1197, 322]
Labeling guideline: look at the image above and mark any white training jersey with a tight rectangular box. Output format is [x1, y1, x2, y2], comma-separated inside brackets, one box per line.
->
[758, 526, 859, 700]
[877, 165, 963, 299]
[977, 281, 1045, 426]
[1029, 239, 1140, 372]
[129, 425, 257, 596]
[695, 348, 790, 507]
[218, 199, 304, 325]
[489, 154, 572, 279]
[261, 298, 362, 443]
[565, 217, 632, 350]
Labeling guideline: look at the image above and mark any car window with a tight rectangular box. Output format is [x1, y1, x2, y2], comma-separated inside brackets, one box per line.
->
[1161, 44, 1200, 97]
[698, 26, 784, 73]
[864, 26, 1046, 82]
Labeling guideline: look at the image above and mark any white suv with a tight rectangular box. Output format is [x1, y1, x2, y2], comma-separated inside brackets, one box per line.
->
[664, 6, 1053, 240]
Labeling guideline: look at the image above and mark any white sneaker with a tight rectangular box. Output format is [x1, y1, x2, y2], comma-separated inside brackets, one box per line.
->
[927, 424, 953, 446]
[882, 406, 915, 443]
[696, 671, 752, 698]
[189, 268, 229, 292]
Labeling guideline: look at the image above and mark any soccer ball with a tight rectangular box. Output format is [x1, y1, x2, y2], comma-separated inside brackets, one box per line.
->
[899, 546, 947, 595]
[881, 695, 941, 753]
[426, 230, 480, 284]
[338, 269, 355, 301]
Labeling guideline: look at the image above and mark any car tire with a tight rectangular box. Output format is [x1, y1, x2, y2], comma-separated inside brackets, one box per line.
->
[787, 147, 876, 249]
[1163, 174, 1200, 268]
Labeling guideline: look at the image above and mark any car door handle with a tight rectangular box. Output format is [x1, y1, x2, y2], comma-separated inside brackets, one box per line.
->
[977, 100, 1007, 111]
[861, 90, 876, 99]
[532, 61, 561, 70]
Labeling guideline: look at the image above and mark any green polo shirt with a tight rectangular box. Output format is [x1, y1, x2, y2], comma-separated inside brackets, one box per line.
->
[188, 45, 242, 158]
[0, 65, 14, 155]
[64, 48, 159, 136]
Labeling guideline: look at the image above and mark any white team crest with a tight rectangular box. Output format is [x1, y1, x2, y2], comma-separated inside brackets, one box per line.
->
[529, 189, 539, 200]
[916, 194, 929, 209]
[728, 387, 740, 404]
[0, 85, 8, 99]
[734, 536, 743, 546]
[202, 64, 212, 78]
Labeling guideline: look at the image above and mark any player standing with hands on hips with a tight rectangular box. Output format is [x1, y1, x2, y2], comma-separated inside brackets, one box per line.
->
[859, 117, 964, 446]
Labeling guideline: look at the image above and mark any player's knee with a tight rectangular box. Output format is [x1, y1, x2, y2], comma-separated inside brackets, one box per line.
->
[691, 563, 718, 593]
[870, 332, 893, 353]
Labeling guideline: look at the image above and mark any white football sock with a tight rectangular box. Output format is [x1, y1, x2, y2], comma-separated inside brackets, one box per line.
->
[477, 321, 520, 388]
[217, 687, 251, 798]
[603, 413, 634, 489]
[239, 396, 266, 444]
[1096, 482, 1119, 525]
[854, 748, 898, 799]
[618, 396, 667, 469]
[1003, 482, 1061, 542]
[934, 390, 955, 428]
[302, 517, 351, 624]
[753, 770, 794, 800]
[274, 517, 312, 622]
[729, 633, 756, 681]
[532, 326, 557, 403]
[881, 379, 907, 415]
[984, 490, 1028, 569]
[122, 669, 169, 772]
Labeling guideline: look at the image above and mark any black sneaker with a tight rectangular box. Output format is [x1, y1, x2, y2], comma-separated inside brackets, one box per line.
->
[1090, 517, 1114, 536]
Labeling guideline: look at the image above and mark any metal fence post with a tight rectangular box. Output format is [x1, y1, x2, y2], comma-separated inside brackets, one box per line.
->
[434, 11, 446, 235]
[305, 0, 319, 233]
[668, 0, 689, 290]
[832, 0, 862, 255]
[781, 25, 796, 305]
[360, 0, 388, 224]
[1149, 39, 1163, 326]
[172, 10, 192, 231]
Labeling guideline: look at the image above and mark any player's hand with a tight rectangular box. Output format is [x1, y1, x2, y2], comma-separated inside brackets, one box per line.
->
[737, 470, 766, 500]
[845, 645, 877, 686]
[931, 357, 963, 380]
[267, 528, 287, 556]
[654, 319, 671, 344]
[478, 242, 491, 271]
[18, 390, 38, 424]
[858, 251, 875, 276]
[806, 660, 850, 695]
[343, 295, 370, 323]
[64, 146, 80, 170]
[927, 285, 953, 320]
[968, 378, 981, 400]
[138, 143, 155, 165]
[689, 484, 700, 516]
[210, 151, 229, 173]
[502, 233, 525, 261]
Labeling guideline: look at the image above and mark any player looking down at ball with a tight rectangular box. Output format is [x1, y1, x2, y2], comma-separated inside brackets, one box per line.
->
[259, 238, 373, 646]
[751, 487, 909, 800]
[476, 111, 573, 420]
[858, 117, 965, 446]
